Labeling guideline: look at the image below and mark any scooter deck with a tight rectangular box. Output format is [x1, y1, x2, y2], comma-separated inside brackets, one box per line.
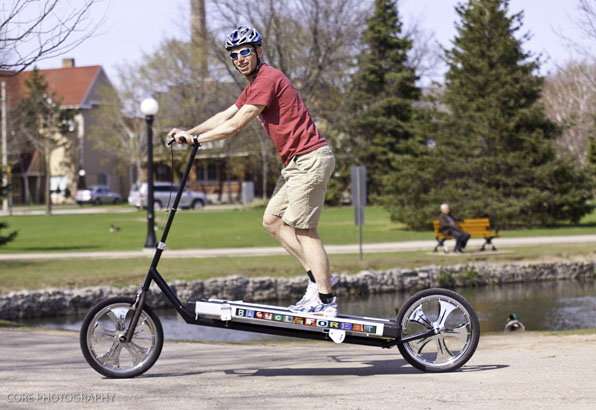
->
[190, 298, 399, 344]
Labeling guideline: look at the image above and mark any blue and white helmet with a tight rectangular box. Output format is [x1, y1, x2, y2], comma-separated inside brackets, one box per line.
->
[224, 26, 262, 50]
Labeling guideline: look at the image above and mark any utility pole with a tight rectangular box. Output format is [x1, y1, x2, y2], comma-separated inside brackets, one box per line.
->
[1, 81, 11, 215]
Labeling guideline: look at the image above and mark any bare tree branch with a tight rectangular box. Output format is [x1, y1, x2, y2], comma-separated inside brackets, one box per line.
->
[543, 60, 596, 166]
[0, 0, 109, 76]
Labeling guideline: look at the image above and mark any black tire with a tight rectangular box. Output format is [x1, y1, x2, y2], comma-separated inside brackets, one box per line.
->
[153, 200, 162, 210]
[191, 200, 204, 210]
[396, 288, 479, 373]
[80, 297, 164, 378]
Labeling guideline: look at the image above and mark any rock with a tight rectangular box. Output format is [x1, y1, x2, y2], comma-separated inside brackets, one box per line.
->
[0, 261, 593, 320]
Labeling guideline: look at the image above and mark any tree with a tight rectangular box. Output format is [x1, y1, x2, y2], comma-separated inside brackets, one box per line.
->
[339, 0, 420, 199]
[559, 0, 596, 68]
[542, 61, 596, 167]
[0, 168, 17, 246]
[12, 68, 76, 214]
[0, 0, 108, 76]
[88, 82, 145, 189]
[208, 0, 368, 121]
[207, 0, 370, 198]
[0, 222, 17, 246]
[89, 38, 245, 193]
[588, 123, 596, 170]
[383, 0, 594, 229]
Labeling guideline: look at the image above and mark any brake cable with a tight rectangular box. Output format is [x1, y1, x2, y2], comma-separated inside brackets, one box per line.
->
[156, 142, 176, 235]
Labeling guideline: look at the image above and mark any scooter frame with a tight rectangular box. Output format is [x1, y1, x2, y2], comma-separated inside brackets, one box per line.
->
[80, 137, 480, 378]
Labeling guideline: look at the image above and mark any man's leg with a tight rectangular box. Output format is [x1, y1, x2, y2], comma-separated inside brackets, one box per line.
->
[263, 214, 310, 271]
[452, 230, 465, 252]
[461, 231, 471, 249]
[295, 227, 331, 293]
[267, 146, 336, 314]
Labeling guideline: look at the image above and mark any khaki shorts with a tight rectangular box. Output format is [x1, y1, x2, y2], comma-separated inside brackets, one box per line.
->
[265, 145, 335, 229]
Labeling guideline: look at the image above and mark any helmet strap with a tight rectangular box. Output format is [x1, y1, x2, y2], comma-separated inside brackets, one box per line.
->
[246, 44, 262, 78]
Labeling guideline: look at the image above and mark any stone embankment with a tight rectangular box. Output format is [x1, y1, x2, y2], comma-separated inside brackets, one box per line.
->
[1, 261, 594, 320]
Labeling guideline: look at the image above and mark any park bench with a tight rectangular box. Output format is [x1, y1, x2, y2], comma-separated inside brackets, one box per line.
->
[433, 218, 500, 253]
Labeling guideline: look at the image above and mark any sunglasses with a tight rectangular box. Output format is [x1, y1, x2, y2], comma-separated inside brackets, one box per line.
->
[230, 48, 252, 60]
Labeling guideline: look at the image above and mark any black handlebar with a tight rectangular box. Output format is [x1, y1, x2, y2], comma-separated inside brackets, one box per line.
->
[167, 135, 200, 146]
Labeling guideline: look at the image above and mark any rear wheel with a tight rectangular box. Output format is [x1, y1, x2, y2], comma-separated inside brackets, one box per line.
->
[396, 288, 479, 372]
[80, 297, 163, 378]
[192, 200, 204, 210]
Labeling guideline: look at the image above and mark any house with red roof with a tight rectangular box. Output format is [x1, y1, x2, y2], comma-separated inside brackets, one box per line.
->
[3, 59, 129, 205]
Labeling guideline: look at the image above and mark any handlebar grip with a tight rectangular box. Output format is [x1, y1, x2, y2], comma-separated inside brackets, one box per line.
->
[166, 134, 200, 146]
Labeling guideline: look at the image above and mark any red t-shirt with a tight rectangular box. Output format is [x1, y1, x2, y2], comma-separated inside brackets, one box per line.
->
[235, 64, 327, 166]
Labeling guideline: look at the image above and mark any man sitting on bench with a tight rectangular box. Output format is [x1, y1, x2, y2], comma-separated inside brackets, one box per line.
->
[439, 203, 471, 254]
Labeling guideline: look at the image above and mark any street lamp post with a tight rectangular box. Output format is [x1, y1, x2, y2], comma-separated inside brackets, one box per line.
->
[140, 97, 159, 248]
[78, 169, 86, 189]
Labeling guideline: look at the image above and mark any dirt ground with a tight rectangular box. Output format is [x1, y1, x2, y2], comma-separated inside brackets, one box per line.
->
[1, 327, 595, 410]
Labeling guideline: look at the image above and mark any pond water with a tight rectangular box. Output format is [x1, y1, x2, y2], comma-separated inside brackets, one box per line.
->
[21, 279, 596, 342]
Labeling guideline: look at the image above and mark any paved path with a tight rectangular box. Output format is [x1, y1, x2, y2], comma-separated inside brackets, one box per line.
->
[1, 327, 595, 409]
[0, 234, 595, 260]
[0, 204, 240, 216]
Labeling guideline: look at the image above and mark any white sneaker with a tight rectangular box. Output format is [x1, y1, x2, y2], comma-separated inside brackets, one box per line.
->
[288, 275, 338, 310]
[290, 296, 338, 317]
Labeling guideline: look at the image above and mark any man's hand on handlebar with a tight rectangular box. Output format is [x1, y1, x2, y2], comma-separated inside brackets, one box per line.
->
[167, 128, 194, 145]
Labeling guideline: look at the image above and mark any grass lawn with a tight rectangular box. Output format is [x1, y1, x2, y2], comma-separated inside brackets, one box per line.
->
[1, 205, 595, 292]
[1, 205, 595, 254]
[1, 242, 594, 293]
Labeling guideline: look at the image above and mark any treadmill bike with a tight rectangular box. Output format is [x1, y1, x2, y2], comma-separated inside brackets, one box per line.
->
[80, 137, 480, 378]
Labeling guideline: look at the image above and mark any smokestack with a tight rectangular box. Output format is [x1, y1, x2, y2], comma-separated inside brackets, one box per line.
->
[191, 0, 208, 78]
[62, 58, 75, 68]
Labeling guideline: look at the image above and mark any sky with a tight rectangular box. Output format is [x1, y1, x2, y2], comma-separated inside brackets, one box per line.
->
[27, 0, 590, 87]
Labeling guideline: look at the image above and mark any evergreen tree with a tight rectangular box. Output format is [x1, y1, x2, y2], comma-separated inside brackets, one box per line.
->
[383, 0, 593, 229]
[589, 120, 596, 173]
[0, 222, 17, 246]
[13, 68, 76, 214]
[338, 0, 420, 200]
[0, 168, 17, 245]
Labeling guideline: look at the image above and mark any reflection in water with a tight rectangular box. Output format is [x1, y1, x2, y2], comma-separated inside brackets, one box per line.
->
[21, 280, 596, 341]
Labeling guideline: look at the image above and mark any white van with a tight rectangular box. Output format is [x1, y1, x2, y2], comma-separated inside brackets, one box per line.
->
[129, 182, 207, 210]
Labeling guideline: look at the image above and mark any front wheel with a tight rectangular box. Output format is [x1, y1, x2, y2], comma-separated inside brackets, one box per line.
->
[80, 297, 164, 378]
[396, 288, 479, 372]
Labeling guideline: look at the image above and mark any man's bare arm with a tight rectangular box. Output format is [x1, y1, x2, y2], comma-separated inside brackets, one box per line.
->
[195, 104, 265, 144]
[187, 104, 239, 135]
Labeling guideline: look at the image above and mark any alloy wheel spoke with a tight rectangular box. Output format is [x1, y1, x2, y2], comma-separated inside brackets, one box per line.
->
[412, 334, 436, 354]
[436, 300, 458, 329]
[435, 336, 454, 363]
[122, 342, 149, 366]
[97, 341, 123, 368]
[408, 305, 432, 329]
[133, 317, 148, 336]
[444, 323, 470, 344]
[92, 323, 118, 343]
[106, 308, 129, 332]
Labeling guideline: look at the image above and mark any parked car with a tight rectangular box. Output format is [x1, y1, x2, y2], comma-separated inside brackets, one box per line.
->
[128, 184, 140, 207]
[75, 186, 121, 205]
[131, 182, 207, 210]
